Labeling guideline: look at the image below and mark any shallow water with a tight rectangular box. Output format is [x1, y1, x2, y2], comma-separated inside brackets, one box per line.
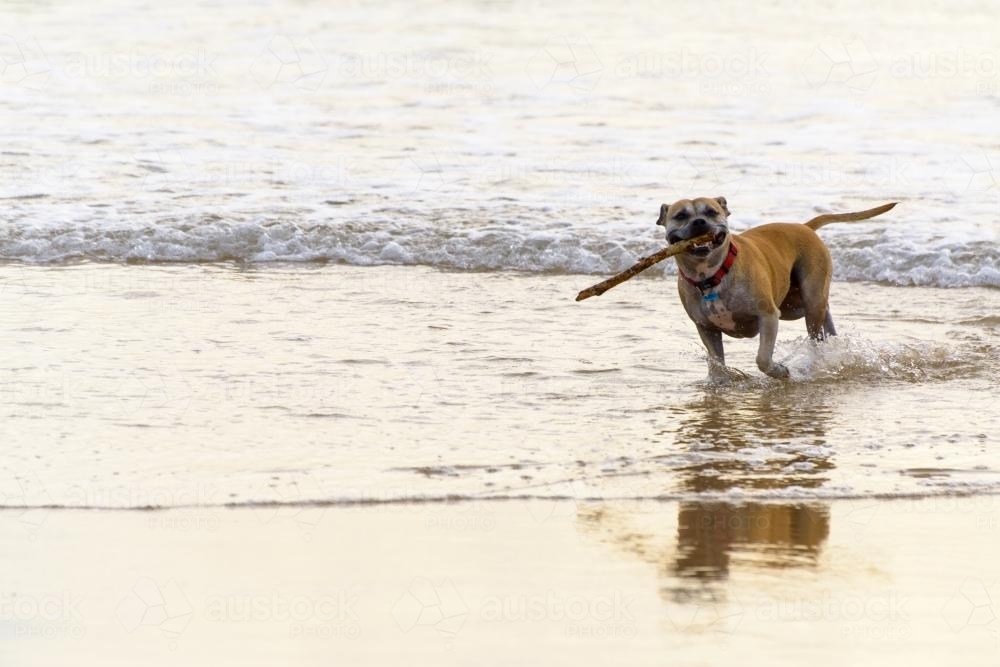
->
[2, 264, 997, 509]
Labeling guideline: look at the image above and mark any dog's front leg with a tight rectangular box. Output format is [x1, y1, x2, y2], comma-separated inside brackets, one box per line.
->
[696, 324, 729, 383]
[756, 314, 790, 379]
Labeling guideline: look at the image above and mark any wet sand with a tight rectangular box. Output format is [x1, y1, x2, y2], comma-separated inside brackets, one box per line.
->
[2, 499, 998, 665]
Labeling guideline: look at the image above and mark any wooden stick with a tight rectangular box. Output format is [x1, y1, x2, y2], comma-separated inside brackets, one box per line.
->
[575, 233, 714, 302]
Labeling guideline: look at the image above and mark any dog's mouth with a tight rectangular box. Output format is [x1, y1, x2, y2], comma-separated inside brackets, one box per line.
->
[671, 230, 728, 257]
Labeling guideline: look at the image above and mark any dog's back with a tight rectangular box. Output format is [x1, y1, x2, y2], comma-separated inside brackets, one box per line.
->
[736, 223, 831, 284]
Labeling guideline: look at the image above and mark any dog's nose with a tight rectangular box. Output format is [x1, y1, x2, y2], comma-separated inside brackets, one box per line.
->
[691, 218, 708, 232]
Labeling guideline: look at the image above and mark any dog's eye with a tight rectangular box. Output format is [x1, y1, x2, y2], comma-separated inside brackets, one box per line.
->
[673, 211, 690, 221]
[704, 209, 718, 217]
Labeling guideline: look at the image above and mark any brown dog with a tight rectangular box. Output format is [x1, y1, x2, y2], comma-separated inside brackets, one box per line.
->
[656, 198, 897, 381]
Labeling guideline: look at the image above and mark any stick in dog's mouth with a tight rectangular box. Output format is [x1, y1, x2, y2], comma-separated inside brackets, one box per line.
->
[683, 230, 728, 256]
[574, 232, 714, 301]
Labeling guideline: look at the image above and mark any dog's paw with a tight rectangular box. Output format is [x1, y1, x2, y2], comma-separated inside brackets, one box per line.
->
[707, 366, 751, 386]
[707, 372, 732, 386]
[764, 363, 790, 379]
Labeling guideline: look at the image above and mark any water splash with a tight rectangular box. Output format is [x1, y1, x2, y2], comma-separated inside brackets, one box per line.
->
[781, 334, 967, 383]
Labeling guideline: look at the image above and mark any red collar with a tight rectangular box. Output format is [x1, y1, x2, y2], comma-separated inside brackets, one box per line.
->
[680, 242, 738, 292]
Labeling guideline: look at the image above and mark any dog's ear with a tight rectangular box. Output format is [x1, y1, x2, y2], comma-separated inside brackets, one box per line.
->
[714, 196, 730, 215]
[656, 202, 671, 226]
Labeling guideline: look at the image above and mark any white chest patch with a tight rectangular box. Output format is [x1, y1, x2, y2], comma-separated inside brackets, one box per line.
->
[701, 298, 737, 331]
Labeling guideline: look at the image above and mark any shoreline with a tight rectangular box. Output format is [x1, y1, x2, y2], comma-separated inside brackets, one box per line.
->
[5, 484, 1000, 513]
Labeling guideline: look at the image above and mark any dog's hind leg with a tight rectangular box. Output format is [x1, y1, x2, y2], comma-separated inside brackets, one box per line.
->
[798, 259, 834, 342]
[804, 303, 831, 341]
[822, 309, 837, 337]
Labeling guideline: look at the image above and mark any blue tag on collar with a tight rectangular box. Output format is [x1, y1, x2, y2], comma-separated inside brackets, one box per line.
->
[703, 291, 719, 302]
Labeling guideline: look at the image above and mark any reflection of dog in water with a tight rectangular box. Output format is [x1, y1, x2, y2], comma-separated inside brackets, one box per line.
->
[665, 389, 835, 493]
[673, 502, 829, 581]
[667, 389, 833, 579]
[577, 387, 834, 594]
[578, 502, 829, 586]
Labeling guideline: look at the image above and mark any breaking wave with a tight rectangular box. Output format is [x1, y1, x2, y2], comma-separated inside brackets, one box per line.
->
[2, 216, 997, 288]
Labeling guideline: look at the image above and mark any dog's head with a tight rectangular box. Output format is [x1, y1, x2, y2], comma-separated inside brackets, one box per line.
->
[656, 196, 731, 259]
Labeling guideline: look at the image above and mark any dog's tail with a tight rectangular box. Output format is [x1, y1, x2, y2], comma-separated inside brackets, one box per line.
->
[804, 202, 898, 231]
